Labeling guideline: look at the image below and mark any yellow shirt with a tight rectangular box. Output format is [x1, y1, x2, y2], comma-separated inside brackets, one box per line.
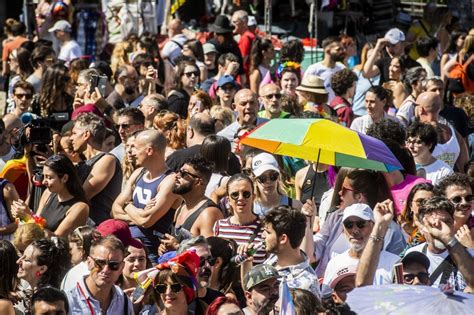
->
[408, 19, 432, 60]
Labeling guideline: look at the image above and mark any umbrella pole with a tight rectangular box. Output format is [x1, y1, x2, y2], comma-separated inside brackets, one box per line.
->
[309, 148, 321, 202]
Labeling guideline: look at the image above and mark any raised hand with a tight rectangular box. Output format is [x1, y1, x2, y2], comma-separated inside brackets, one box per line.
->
[455, 224, 474, 249]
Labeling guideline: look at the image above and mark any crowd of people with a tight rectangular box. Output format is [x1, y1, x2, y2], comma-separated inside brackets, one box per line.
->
[0, 1, 473, 315]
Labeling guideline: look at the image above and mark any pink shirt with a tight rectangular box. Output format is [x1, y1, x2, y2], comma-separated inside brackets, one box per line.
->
[391, 174, 431, 216]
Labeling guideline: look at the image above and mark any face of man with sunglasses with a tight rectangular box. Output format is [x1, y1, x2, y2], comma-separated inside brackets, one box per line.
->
[13, 86, 33, 114]
[259, 84, 283, 119]
[87, 244, 124, 288]
[342, 216, 374, 254]
[444, 184, 473, 227]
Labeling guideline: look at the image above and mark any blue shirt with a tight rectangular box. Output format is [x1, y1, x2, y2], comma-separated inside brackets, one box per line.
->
[352, 69, 380, 116]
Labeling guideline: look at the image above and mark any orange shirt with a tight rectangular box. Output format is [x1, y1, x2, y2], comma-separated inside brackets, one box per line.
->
[2, 36, 28, 61]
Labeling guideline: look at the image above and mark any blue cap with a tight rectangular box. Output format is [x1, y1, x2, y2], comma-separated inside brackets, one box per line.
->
[156, 251, 177, 264]
[217, 75, 237, 88]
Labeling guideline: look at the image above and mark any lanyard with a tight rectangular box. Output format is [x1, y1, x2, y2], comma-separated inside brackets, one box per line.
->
[77, 282, 96, 315]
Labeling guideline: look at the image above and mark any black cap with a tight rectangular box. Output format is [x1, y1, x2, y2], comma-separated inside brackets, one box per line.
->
[401, 252, 430, 271]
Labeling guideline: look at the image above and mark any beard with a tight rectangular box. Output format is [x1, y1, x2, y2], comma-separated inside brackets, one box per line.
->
[331, 53, 345, 63]
[198, 267, 212, 288]
[172, 182, 193, 195]
[124, 85, 136, 95]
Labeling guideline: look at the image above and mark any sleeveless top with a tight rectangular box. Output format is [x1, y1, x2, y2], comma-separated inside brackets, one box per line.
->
[300, 166, 329, 205]
[432, 124, 460, 169]
[176, 198, 218, 232]
[41, 193, 80, 232]
[77, 153, 123, 225]
[0, 179, 12, 240]
[130, 169, 175, 250]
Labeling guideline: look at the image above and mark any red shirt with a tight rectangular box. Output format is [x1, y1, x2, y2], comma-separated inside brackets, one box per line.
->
[329, 96, 354, 127]
[2, 36, 28, 61]
[238, 30, 256, 73]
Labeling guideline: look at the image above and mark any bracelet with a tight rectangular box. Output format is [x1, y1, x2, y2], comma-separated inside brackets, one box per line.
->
[369, 235, 384, 242]
[446, 238, 458, 248]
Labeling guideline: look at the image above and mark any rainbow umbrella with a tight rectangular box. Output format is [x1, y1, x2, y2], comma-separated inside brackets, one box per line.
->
[240, 118, 402, 172]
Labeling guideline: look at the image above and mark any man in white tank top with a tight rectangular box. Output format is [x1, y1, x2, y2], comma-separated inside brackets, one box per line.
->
[416, 92, 469, 172]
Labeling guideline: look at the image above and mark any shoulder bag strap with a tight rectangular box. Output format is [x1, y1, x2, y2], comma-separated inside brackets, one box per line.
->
[429, 254, 455, 284]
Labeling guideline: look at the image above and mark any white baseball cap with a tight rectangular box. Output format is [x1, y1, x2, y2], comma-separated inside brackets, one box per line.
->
[329, 264, 357, 289]
[384, 28, 405, 45]
[251, 153, 280, 177]
[342, 203, 374, 222]
[48, 20, 72, 33]
[248, 16, 257, 27]
[203, 43, 217, 54]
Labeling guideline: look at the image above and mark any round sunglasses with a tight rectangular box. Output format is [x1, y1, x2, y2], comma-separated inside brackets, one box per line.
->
[154, 283, 183, 294]
[229, 190, 252, 200]
[257, 172, 279, 184]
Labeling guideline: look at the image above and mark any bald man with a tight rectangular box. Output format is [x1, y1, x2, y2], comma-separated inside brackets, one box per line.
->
[217, 88, 267, 145]
[416, 92, 469, 172]
[112, 129, 182, 259]
[162, 19, 188, 64]
[258, 83, 289, 119]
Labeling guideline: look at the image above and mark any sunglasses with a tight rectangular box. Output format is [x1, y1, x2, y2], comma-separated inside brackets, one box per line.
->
[178, 169, 200, 180]
[15, 93, 33, 99]
[340, 185, 355, 195]
[263, 93, 282, 100]
[200, 256, 217, 267]
[90, 257, 122, 271]
[343, 220, 369, 230]
[154, 283, 183, 294]
[257, 172, 279, 183]
[229, 190, 252, 200]
[450, 195, 473, 205]
[184, 71, 200, 78]
[115, 123, 138, 130]
[403, 272, 430, 284]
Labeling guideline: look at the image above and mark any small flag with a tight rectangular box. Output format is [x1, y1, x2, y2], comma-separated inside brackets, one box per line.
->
[279, 277, 296, 315]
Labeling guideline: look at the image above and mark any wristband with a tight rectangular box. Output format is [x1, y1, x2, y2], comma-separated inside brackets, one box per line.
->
[446, 238, 458, 248]
[369, 235, 384, 242]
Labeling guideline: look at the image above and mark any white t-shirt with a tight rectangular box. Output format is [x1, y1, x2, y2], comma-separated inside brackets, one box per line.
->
[60, 261, 90, 291]
[0, 147, 16, 172]
[418, 159, 453, 185]
[323, 249, 400, 285]
[350, 114, 400, 135]
[58, 40, 82, 66]
[406, 243, 474, 289]
[396, 99, 416, 127]
[304, 62, 345, 102]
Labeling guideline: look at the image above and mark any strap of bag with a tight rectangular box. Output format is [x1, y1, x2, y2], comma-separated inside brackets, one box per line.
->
[422, 243, 456, 285]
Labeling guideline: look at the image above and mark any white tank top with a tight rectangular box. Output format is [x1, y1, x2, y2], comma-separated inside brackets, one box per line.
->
[432, 124, 460, 169]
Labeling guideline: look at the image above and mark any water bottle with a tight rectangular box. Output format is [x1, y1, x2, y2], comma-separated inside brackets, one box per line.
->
[230, 241, 265, 266]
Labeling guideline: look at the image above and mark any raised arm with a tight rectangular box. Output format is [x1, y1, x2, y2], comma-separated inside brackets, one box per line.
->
[355, 200, 394, 287]
[362, 38, 388, 79]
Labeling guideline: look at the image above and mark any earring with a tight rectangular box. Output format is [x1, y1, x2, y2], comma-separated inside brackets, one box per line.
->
[35, 271, 42, 278]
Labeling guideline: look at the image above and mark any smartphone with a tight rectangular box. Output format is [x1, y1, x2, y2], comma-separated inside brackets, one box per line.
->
[90, 74, 108, 96]
[89, 74, 99, 94]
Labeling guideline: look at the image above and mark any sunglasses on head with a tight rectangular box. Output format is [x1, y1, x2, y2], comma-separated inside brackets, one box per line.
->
[200, 256, 217, 267]
[403, 272, 430, 284]
[90, 257, 122, 271]
[450, 195, 473, 205]
[343, 220, 369, 230]
[154, 283, 183, 294]
[257, 172, 279, 183]
[229, 190, 252, 200]
[184, 71, 200, 78]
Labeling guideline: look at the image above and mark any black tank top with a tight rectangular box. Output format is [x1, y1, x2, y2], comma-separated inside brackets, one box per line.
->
[41, 193, 79, 232]
[177, 198, 218, 232]
[300, 165, 329, 205]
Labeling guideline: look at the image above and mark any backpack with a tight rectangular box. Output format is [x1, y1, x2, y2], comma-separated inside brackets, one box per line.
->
[447, 55, 474, 94]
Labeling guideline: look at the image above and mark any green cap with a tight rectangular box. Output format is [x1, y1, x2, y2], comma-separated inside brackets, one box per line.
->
[243, 264, 279, 291]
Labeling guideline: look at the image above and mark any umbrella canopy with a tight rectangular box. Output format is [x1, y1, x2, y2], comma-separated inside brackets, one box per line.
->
[240, 118, 402, 172]
[346, 284, 474, 315]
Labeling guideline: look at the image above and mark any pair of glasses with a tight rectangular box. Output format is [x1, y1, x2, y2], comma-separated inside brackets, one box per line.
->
[115, 123, 138, 130]
[90, 257, 122, 271]
[450, 195, 473, 205]
[343, 220, 369, 230]
[340, 185, 355, 195]
[406, 139, 423, 147]
[200, 256, 217, 267]
[15, 93, 33, 99]
[403, 272, 430, 284]
[178, 169, 200, 180]
[257, 172, 279, 183]
[184, 71, 200, 78]
[263, 93, 282, 100]
[154, 283, 183, 294]
[229, 190, 252, 200]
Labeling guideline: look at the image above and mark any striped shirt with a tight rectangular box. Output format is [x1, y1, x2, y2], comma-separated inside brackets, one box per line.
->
[213, 217, 267, 264]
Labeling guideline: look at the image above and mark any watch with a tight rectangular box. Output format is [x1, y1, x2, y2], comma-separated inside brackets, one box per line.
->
[446, 238, 458, 248]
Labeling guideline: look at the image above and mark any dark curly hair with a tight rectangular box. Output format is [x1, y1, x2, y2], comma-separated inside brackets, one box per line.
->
[417, 196, 455, 223]
[435, 173, 473, 196]
[280, 39, 305, 64]
[31, 238, 71, 288]
[367, 118, 406, 148]
[406, 121, 438, 153]
[331, 68, 358, 96]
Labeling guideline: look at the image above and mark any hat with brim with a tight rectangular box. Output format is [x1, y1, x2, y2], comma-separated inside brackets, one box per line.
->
[208, 15, 234, 34]
[296, 75, 328, 95]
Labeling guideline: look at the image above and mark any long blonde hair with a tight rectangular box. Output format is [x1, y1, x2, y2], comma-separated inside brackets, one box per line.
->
[111, 41, 133, 76]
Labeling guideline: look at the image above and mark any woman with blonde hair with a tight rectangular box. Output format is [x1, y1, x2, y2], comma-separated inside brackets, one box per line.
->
[153, 111, 186, 158]
[210, 105, 234, 133]
[110, 41, 133, 75]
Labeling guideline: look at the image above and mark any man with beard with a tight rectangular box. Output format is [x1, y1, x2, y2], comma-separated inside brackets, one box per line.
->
[405, 196, 474, 292]
[217, 89, 267, 149]
[158, 156, 223, 253]
[112, 129, 182, 260]
[110, 107, 144, 163]
[242, 264, 280, 315]
[258, 83, 289, 119]
[304, 37, 346, 102]
[106, 65, 144, 111]
[71, 113, 122, 225]
[66, 235, 133, 314]
[177, 236, 224, 313]
[323, 203, 399, 286]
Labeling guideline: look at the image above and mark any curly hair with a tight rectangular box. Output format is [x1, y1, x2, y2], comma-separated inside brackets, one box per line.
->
[31, 238, 71, 288]
[406, 121, 438, 153]
[280, 39, 305, 63]
[417, 196, 455, 223]
[331, 68, 358, 96]
[435, 173, 473, 196]
[153, 110, 186, 150]
[366, 117, 406, 148]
